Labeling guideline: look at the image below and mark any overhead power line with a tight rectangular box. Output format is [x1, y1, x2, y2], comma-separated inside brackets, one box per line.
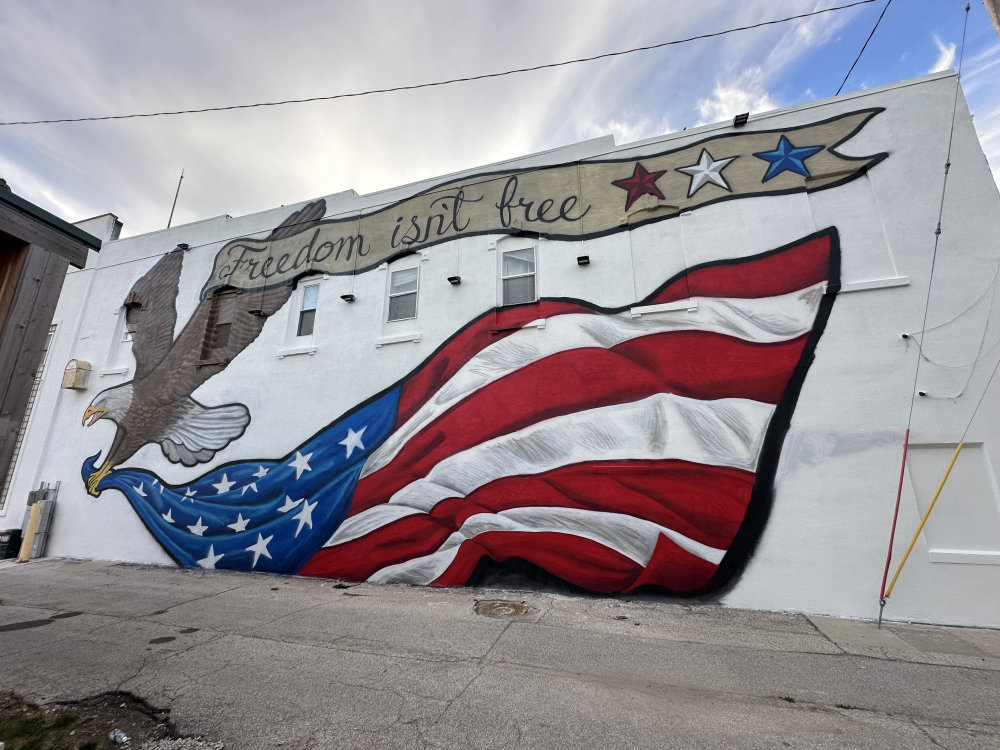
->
[1, 0, 878, 127]
[836, 0, 893, 96]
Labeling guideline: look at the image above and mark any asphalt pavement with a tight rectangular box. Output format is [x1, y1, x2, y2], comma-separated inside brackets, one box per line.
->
[1, 557, 998, 749]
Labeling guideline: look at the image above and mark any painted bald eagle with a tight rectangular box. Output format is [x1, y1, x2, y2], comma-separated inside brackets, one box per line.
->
[82, 199, 326, 496]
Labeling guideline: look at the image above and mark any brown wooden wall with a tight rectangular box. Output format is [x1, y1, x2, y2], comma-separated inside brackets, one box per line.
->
[0, 232, 71, 489]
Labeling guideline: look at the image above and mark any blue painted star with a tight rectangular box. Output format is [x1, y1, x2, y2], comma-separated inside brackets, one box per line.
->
[753, 136, 823, 182]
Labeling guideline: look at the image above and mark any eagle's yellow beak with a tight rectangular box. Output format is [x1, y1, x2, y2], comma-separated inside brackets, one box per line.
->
[83, 406, 106, 426]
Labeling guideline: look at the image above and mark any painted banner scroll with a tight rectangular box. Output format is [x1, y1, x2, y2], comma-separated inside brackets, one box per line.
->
[201, 109, 882, 296]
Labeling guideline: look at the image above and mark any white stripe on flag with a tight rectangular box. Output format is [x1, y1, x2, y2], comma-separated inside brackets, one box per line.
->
[365, 507, 728, 585]
[327, 393, 773, 547]
[362, 284, 824, 477]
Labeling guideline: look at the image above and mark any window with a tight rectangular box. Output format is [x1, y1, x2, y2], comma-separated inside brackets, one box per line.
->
[387, 267, 418, 322]
[502, 247, 536, 306]
[122, 303, 139, 342]
[297, 284, 319, 337]
[201, 288, 238, 362]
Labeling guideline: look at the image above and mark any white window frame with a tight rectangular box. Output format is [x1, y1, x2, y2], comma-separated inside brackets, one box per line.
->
[386, 265, 419, 323]
[500, 245, 537, 306]
[296, 281, 320, 337]
[278, 277, 324, 358]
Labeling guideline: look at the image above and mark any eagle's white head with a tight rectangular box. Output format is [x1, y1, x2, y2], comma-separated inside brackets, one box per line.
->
[83, 383, 134, 426]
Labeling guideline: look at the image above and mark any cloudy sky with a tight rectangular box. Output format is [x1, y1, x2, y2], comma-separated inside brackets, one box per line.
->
[1, 0, 998, 238]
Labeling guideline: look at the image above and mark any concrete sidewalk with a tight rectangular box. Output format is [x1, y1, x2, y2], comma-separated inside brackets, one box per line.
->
[1, 558, 998, 749]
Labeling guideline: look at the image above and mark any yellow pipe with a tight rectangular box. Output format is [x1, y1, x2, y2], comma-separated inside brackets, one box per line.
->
[884, 442, 964, 600]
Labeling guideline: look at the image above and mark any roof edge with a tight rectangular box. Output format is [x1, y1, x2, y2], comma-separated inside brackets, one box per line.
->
[0, 188, 102, 251]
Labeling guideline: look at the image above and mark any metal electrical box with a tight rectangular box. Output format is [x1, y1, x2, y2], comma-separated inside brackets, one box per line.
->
[61, 359, 92, 389]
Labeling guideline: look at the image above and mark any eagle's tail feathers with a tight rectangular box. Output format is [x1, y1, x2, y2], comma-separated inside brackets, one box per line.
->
[159, 399, 250, 466]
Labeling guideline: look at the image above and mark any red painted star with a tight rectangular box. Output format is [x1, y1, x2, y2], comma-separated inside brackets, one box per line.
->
[611, 162, 667, 211]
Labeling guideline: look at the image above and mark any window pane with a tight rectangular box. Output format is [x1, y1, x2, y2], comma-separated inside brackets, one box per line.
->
[503, 248, 534, 277]
[302, 285, 319, 311]
[388, 292, 417, 321]
[297, 309, 315, 337]
[390, 267, 418, 294]
[216, 292, 237, 325]
[123, 305, 139, 341]
[503, 275, 535, 306]
[213, 322, 232, 349]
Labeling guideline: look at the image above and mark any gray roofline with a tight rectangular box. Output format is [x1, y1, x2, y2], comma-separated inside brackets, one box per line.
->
[0, 188, 102, 251]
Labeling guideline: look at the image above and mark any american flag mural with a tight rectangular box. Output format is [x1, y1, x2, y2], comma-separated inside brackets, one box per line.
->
[85, 228, 839, 595]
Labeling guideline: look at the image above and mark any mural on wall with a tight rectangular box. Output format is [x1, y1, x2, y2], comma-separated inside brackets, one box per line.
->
[80, 109, 887, 594]
[83, 227, 840, 594]
[82, 201, 327, 495]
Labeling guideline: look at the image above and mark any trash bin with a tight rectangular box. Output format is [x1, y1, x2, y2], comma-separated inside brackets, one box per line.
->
[0, 528, 22, 559]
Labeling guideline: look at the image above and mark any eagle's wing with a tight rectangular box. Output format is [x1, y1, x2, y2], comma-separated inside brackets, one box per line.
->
[125, 247, 184, 380]
[147, 199, 328, 406]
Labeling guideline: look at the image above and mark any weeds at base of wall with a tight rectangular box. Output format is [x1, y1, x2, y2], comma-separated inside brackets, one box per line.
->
[0, 691, 221, 749]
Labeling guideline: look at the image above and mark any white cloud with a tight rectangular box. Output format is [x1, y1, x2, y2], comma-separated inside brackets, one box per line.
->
[3, 0, 985, 235]
[695, 67, 777, 126]
[930, 35, 957, 73]
[576, 116, 671, 145]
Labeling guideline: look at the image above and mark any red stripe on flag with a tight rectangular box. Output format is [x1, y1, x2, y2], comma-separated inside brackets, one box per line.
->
[299, 460, 752, 582]
[428, 530, 718, 593]
[624, 533, 722, 593]
[352, 333, 806, 514]
[396, 234, 830, 423]
[657, 234, 832, 304]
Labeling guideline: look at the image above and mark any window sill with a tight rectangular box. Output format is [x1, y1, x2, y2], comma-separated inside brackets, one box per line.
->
[929, 549, 1000, 566]
[630, 299, 698, 318]
[375, 332, 421, 348]
[492, 318, 546, 334]
[826, 276, 910, 294]
[277, 344, 317, 359]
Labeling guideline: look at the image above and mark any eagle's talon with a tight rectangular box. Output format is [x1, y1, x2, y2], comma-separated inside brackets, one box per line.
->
[87, 463, 112, 496]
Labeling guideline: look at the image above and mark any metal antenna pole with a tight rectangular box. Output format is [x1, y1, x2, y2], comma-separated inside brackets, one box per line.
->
[167, 169, 185, 228]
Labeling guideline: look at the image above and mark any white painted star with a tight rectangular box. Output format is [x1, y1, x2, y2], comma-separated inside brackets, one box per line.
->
[245, 533, 273, 568]
[161, 508, 175, 524]
[187, 517, 208, 536]
[240, 482, 258, 496]
[197, 545, 224, 569]
[676, 149, 737, 197]
[212, 474, 235, 494]
[278, 495, 303, 513]
[289, 452, 312, 479]
[133, 483, 146, 497]
[183, 488, 197, 501]
[253, 465, 269, 479]
[292, 499, 318, 538]
[227, 513, 250, 532]
[338, 426, 367, 458]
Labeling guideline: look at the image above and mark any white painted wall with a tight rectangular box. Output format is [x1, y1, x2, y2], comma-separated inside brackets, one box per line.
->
[5, 72, 1000, 627]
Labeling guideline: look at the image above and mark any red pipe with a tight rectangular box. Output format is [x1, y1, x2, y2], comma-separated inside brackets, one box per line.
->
[879, 428, 909, 602]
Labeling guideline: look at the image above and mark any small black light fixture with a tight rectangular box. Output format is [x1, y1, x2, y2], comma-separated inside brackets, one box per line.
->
[340, 293, 355, 303]
[247, 309, 267, 318]
[447, 275, 462, 286]
[733, 112, 750, 128]
[177, 243, 190, 251]
[577, 255, 590, 266]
